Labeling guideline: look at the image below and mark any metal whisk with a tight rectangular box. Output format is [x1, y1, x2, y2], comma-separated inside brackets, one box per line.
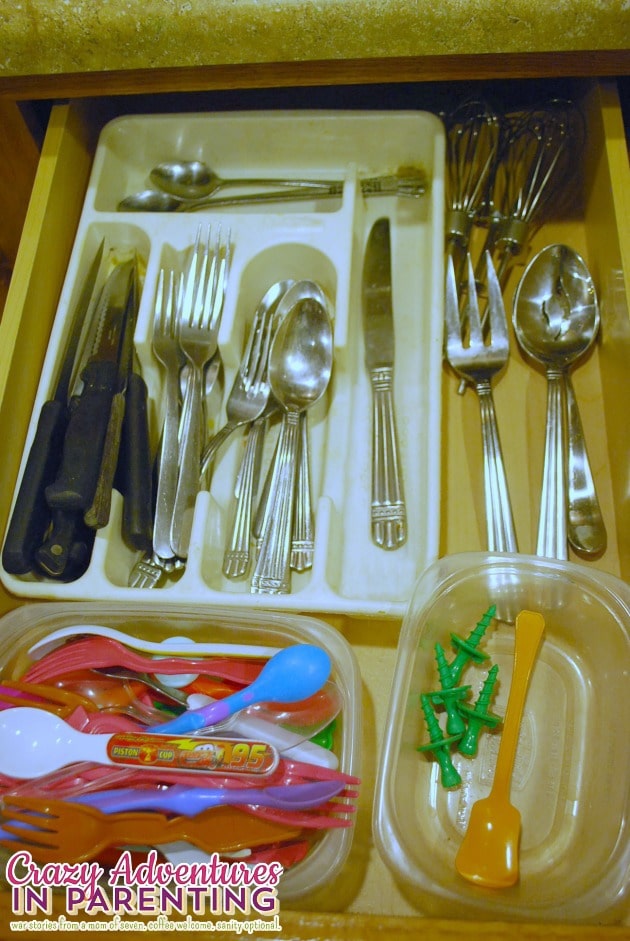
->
[487, 98, 586, 285]
[444, 99, 502, 272]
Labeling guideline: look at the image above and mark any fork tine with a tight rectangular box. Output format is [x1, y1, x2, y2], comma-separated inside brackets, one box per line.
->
[464, 252, 483, 347]
[253, 305, 276, 389]
[208, 225, 231, 334]
[485, 250, 508, 344]
[1, 828, 59, 850]
[180, 226, 204, 329]
[444, 254, 463, 346]
[153, 267, 165, 335]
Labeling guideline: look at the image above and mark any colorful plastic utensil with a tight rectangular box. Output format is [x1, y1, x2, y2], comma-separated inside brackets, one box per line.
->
[76, 780, 346, 814]
[0, 680, 94, 717]
[0, 799, 300, 863]
[23, 636, 264, 684]
[151, 644, 332, 735]
[53, 671, 174, 723]
[0, 707, 278, 779]
[455, 610, 545, 887]
[27, 625, 280, 661]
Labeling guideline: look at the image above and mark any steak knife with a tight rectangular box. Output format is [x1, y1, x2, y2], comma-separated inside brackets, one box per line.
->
[1, 240, 105, 575]
[362, 217, 407, 549]
[45, 258, 135, 513]
[35, 259, 135, 579]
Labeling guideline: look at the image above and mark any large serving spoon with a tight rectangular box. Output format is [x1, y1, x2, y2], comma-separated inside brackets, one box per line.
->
[251, 281, 334, 594]
[150, 160, 335, 199]
[513, 244, 604, 558]
[149, 644, 332, 735]
[455, 609, 545, 888]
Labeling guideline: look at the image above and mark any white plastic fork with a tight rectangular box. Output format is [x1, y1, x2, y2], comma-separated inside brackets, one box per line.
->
[170, 226, 230, 559]
[444, 252, 518, 552]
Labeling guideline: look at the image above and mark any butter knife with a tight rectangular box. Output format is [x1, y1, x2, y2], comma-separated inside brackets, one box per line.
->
[362, 217, 407, 549]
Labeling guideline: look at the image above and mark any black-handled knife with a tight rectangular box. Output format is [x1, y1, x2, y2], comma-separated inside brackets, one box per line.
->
[44, 259, 135, 513]
[117, 369, 154, 551]
[1, 241, 105, 575]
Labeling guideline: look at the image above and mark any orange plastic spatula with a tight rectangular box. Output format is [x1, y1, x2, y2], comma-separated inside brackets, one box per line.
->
[455, 609, 545, 888]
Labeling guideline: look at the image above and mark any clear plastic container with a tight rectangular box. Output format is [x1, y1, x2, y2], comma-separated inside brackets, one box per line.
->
[0, 601, 361, 901]
[373, 552, 630, 924]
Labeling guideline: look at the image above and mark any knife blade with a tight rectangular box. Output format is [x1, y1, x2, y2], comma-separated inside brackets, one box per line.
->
[84, 256, 139, 531]
[1, 240, 105, 575]
[44, 259, 135, 513]
[362, 217, 407, 549]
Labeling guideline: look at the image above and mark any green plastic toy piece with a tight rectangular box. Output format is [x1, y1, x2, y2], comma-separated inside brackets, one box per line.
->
[457, 663, 502, 756]
[427, 684, 471, 736]
[447, 604, 496, 684]
[310, 719, 336, 750]
[417, 693, 462, 788]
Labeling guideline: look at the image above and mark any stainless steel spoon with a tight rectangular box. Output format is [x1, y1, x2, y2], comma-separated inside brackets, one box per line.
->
[118, 171, 427, 213]
[513, 243, 604, 558]
[251, 281, 333, 594]
[118, 185, 343, 212]
[150, 160, 335, 199]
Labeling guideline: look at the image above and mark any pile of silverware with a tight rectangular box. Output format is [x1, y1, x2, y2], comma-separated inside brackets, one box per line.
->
[443, 97, 606, 560]
[128, 227, 335, 595]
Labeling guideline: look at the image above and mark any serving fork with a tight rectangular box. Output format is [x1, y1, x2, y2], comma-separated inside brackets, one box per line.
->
[444, 252, 518, 552]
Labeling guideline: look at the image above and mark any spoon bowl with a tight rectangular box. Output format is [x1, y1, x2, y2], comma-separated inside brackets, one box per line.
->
[150, 644, 333, 735]
[455, 610, 545, 888]
[513, 244, 599, 367]
[513, 243, 604, 557]
[118, 189, 182, 212]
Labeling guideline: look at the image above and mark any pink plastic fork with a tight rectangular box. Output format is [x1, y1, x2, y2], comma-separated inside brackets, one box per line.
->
[1, 757, 360, 802]
[23, 636, 265, 685]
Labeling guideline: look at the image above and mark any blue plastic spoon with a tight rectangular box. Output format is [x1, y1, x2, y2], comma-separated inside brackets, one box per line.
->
[150, 644, 332, 735]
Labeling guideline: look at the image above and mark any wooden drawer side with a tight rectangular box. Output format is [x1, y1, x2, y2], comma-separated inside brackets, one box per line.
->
[0, 102, 93, 614]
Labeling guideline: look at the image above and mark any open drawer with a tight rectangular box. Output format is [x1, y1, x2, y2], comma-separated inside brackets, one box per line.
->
[0, 79, 628, 935]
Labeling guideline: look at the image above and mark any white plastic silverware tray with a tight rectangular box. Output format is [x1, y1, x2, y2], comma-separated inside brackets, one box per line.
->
[1, 110, 445, 616]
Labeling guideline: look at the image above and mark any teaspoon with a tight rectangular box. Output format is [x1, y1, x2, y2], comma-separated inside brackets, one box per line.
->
[150, 160, 335, 199]
[251, 281, 333, 594]
[513, 243, 604, 558]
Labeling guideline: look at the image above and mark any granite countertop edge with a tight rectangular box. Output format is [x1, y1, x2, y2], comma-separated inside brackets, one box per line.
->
[0, 1, 629, 80]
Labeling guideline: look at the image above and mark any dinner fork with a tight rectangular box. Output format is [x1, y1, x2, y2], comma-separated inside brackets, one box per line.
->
[127, 352, 222, 589]
[171, 226, 230, 559]
[199, 280, 279, 482]
[151, 267, 183, 561]
[444, 252, 518, 552]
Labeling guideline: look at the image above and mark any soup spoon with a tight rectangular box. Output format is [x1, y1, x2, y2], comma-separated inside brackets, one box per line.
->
[513, 244, 604, 558]
[150, 160, 335, 199]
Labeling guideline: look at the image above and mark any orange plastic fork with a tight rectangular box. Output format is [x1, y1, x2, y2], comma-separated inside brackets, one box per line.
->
[0, 798, 300, 863]
[0, 680, 94, 717]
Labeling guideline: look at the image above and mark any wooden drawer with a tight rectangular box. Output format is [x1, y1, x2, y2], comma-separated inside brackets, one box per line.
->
[0, 79, 628, 940]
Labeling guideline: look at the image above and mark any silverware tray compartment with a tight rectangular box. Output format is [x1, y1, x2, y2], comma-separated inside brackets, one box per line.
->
[0, 110, 445, 616]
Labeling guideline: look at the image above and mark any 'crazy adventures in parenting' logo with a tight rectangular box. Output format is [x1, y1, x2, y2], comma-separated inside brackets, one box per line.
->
[7, 848, 283, 928]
